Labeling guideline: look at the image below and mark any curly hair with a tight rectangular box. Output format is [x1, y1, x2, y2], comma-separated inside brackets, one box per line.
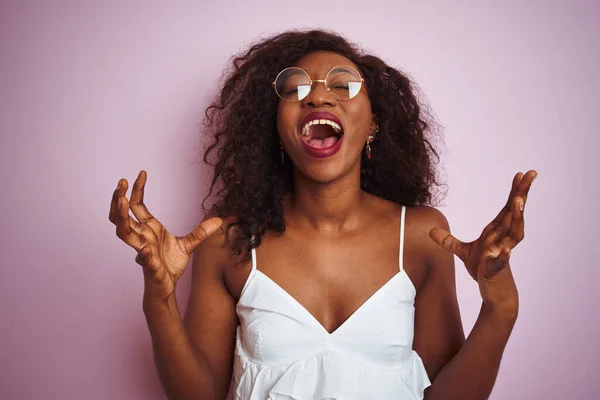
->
[201, 28, 445, 264]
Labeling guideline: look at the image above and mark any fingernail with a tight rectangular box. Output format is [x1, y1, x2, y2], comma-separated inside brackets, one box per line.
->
[117, 181, 121, 190]
[118, 198, 122, 210]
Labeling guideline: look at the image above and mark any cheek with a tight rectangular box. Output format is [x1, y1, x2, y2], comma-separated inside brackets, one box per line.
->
[276, 103, 299, 137]
[345, 100, 372, 134]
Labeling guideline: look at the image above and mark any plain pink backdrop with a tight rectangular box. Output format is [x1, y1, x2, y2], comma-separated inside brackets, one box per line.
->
[1, 1, 598, 399]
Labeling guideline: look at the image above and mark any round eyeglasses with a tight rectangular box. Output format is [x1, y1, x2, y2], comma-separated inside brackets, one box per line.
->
[272, 65, 364, 102]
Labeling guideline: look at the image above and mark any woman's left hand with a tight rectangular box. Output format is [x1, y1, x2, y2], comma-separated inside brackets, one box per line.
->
[429, 170, 537, 316]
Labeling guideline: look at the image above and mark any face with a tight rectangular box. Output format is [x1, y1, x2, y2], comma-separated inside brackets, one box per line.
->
[276, 51, 377, 184]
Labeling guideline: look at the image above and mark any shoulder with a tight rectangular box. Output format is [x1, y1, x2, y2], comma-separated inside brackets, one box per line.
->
[405, 205, 452, 268]
[192, 215, 241, 273]
[367, 194, 450, 234]
[407, 205, 450, 233]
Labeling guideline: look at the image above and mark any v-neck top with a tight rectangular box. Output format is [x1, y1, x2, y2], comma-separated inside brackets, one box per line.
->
[228, 205, 431, 399]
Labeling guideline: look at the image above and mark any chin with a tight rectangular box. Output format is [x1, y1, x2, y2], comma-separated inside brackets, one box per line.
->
[293, 155, 357, 185]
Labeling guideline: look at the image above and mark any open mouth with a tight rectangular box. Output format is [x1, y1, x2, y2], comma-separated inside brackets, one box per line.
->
[300, 119, 344, 149]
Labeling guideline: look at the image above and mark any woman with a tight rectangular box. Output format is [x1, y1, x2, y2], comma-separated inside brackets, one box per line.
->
[109, 29, 536, 399]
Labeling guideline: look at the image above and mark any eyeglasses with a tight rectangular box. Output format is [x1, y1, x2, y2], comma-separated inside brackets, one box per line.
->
[272, 65, 364, 102]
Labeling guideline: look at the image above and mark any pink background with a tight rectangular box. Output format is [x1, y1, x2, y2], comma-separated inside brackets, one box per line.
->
[1, 1, 598, 399]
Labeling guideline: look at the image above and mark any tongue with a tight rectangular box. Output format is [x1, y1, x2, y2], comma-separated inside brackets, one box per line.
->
[308, 136, 339, 149]
[305, 124, 340, 149]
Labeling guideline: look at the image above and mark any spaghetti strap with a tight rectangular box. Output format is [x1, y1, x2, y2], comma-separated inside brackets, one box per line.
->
[399, 205, 406, 272]
[251, 248, 257, 272]
[250, 234, 257, 272]
[240, 235, 258, 298]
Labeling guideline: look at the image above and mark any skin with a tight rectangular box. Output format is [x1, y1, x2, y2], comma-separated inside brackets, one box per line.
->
[109, 50, 537, 400]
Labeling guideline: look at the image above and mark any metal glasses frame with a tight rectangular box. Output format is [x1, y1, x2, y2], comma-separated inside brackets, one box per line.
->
[272, 64, 365, 102]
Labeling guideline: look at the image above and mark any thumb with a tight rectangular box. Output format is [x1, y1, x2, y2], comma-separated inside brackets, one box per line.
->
[429, 227, 466, 260]
[181, 217, 223, 255]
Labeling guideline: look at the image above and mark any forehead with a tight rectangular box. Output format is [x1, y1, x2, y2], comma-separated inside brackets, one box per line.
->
[293, 51, 359, 77]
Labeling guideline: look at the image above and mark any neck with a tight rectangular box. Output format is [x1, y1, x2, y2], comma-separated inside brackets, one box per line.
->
[285, 168, 367, 235]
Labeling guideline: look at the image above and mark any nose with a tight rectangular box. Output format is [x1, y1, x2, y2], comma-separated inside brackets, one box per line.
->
[301, 80, 335, 108]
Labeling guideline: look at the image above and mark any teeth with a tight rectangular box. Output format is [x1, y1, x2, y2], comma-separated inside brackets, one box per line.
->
[301, 119, 342, 136]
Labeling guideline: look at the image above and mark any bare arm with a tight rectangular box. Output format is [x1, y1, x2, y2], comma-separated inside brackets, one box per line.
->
[414, 206, 515, 399]
[418, 171, 535, 399]
[144, 229, 238, 400]
[183, 231, 239, 400]
[425, 297, 516, 400]
[110, 171, 236, 400]
[144, 291, 217, 399]
[412, 206, 465, 382]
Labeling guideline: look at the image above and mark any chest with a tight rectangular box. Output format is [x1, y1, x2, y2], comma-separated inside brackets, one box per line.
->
[225, 220, 427, 334]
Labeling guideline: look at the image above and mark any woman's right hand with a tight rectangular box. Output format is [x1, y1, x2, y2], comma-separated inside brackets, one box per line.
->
[109, 170, 223, 301]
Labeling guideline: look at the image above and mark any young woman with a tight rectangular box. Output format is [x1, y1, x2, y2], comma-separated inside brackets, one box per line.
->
[109, 29, 536, 400]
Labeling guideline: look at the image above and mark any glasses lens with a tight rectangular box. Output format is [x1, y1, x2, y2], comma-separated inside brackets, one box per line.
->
[326, 66, 362, 100]
[274, 68, 311, 101]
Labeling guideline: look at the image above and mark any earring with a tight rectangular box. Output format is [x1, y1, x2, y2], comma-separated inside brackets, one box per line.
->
[280, 143, 284, 164]
[366, 135, 375, 159]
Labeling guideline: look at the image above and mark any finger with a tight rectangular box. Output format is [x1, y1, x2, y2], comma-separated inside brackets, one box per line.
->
[514, 170, 537, 206]
[429, 227, 467, 260]
[502, 195, 525, 248]
[505, 172, 523, 209]
[109, 178, 129, 224]
[486, 208, 513, 245]
[115, 196, 146, 250]
[492, 172, 523, 225]
[129, 170, 160, 228]
[484, 246, 511, 278]
[180, 217, 224, 255]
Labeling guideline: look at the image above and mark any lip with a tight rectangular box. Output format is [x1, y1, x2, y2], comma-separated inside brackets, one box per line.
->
[299, 111, 343, 133]
[298, 111, 344, 159]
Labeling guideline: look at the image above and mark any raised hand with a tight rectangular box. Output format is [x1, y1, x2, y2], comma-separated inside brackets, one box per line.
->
[109, 170, 223, 300]
[429, 170, 537, 309]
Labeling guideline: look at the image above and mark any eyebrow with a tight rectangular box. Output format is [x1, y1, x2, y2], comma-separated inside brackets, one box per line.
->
[291, 65, 361, 78]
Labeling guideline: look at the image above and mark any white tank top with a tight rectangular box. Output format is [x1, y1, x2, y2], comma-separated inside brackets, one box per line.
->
[229, 205, 431, 399]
